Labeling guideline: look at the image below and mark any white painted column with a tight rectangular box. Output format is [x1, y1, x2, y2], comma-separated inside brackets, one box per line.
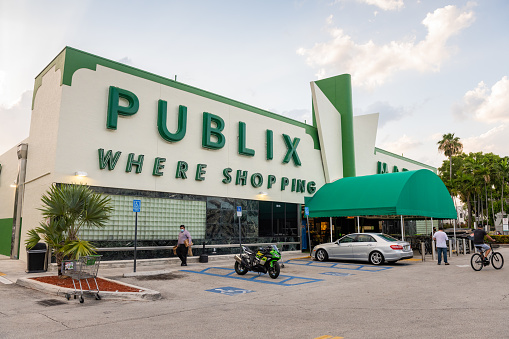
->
[330, 217, 333, 242]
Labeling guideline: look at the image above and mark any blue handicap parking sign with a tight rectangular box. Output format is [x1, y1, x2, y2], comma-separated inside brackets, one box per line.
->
[206, 286, 254, 296]
[133, 200, 141, 212]
[304, 207, 309, 216]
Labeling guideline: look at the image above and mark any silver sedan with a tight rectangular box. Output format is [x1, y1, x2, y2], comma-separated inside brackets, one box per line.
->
[311, 233, 413, 265]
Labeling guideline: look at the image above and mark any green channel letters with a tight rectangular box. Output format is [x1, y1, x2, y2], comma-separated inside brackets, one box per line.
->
[107, 87, 139, 130]
[202, 112, 225, 150]
[153, 157, 166, 176]
[267, 174, 276, 189]
[126, 153, 144, 173]
[250, 173, 263, 188]
[158, 101, 187, 142]
[236, 170, 248, 186]
[238, 121, 255, 156]
[98, 149, 122, 170]
[222, 168, 232, 184]
[266, 130, 273, 160]
[281, 177, 289, 190]
[195, 164, 207, 181]
[282, 134, 301, 166]
[176, 161, 188, 179]
[307, 181, 316, 194]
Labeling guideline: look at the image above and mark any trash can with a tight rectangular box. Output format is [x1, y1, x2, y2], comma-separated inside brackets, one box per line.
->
[199, 242, 208, 263]
[26, 243, 48, 273]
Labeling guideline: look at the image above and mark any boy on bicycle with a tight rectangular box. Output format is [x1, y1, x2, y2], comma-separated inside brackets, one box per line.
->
[473, 224, 494, 262]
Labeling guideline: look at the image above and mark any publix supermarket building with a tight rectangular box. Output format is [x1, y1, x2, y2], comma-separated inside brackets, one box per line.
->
[0, 47, 440, 262]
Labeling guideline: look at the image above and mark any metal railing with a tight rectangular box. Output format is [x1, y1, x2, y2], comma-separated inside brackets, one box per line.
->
[94, 242, 300, 252]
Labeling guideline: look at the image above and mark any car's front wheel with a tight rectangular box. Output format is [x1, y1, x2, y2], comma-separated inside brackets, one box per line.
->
[369, 251, 384, 265]
[315, 249, 328, 262]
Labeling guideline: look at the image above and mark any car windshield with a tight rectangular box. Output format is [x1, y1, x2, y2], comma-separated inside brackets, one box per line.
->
[377, 234, 399, 242]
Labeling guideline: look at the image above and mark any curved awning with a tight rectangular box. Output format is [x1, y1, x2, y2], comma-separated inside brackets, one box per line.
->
[305, 169, 457, 219]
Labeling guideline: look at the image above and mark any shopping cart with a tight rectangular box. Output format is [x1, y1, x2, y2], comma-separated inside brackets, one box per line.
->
[61, 255, 102, 303]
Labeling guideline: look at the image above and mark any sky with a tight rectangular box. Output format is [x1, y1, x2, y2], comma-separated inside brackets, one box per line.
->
[1, 0, 508, 168]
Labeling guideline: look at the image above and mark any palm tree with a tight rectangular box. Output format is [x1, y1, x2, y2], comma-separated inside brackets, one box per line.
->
[438, 133, 463, 181]
[25, 184, 112, 275]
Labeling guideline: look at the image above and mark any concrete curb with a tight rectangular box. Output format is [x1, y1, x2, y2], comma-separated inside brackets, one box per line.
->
[16, 276, 161, 301]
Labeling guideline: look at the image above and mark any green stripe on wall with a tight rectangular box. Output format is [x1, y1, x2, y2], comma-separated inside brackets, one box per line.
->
[0, 218, 13, 256]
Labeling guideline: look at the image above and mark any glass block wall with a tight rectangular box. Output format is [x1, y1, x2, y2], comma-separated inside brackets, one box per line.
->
[80, 195, 206, 241]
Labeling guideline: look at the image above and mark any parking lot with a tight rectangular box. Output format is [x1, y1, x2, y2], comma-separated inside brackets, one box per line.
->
[1, 248, 509, 338]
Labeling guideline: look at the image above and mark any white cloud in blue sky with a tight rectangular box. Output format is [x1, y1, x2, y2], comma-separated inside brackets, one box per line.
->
[297, 4, 475, 89]
[0, 0, 508, 168]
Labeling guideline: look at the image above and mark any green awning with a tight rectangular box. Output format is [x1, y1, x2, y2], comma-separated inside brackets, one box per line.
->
[305, 169, 457, 219]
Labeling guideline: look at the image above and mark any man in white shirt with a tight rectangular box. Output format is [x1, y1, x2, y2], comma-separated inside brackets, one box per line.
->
[433, 227, 449, 265]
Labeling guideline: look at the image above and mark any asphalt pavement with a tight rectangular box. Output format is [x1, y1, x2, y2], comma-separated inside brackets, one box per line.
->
[1, 248, 508, 339]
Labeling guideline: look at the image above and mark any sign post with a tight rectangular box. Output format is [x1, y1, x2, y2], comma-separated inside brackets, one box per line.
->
[133, 199, 141, 272]
[304, 207, 312, 256]
[237, 206, 242, 252]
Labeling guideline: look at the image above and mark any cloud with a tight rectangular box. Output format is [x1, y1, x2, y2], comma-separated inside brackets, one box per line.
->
[0, 90, 32, 155]
[357, 0, 404, 11]
[281, 108, 312, 124]
[297, 5, 475, 89]
[453, 76, 509, 123]
[462, 124, 508, 155]
[378, 134, 422, 156]
[363, 101, 409, 126]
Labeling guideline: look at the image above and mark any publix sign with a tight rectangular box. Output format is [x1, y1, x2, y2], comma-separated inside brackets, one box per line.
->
[97, 87, 317, 195]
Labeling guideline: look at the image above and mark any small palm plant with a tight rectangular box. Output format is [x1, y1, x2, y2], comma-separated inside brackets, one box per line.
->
[25, 183, 112, 275]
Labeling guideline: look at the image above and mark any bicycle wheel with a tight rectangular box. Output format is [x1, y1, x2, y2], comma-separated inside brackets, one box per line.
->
[471, 253, 483, 271]
[491, 252, 504, 269]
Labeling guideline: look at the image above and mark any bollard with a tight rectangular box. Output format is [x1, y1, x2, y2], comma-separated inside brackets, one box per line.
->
[462, 239, 466, 255]
[421, 242, 425, 261]
[449, 239, 452, 257]
[456, 239, 459, 256]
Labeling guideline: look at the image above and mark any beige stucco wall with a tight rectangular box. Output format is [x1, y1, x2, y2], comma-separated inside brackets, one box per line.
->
[0, 143, 23, 219]
[53, 65, 325, 203]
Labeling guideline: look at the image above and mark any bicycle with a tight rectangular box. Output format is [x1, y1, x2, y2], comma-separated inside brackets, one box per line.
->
[417, 238, 433, 255]
[470, 243, 504, 271]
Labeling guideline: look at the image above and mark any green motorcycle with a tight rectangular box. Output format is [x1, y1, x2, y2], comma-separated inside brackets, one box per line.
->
[234, 245, 281, 279]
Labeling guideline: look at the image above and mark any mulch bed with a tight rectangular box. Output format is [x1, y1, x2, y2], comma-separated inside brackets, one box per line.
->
[31, 276, 142, 293]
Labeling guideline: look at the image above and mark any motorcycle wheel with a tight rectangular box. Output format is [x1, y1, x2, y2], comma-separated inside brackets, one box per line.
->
[268, 261, 280, 279]
[234, 261, 248, 275]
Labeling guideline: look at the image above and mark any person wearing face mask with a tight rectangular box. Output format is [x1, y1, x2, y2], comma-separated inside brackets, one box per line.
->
[176, 224, 192, 266]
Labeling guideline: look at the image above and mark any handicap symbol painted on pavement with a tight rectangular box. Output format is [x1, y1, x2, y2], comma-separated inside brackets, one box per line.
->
[320, 272, 353, 277]
[206, 286, 254, 296]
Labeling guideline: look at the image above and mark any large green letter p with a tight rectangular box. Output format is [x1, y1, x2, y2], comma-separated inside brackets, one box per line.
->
[107, 86, 139, 130]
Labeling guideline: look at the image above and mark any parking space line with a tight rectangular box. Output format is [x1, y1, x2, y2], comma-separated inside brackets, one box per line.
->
[286, 259, 392, 272]
[181, 267, 323, 286]
[314, 335, 344, 339]
[0, 276, 13, 284]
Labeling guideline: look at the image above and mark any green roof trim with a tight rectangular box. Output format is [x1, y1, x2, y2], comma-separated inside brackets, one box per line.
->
[375, 147, 437, 172]
[306, 169, 456, 219]
[33, 47, 320, 150]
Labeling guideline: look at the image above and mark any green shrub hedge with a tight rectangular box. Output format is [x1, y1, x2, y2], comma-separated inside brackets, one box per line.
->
[490, 235, 509, 244]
